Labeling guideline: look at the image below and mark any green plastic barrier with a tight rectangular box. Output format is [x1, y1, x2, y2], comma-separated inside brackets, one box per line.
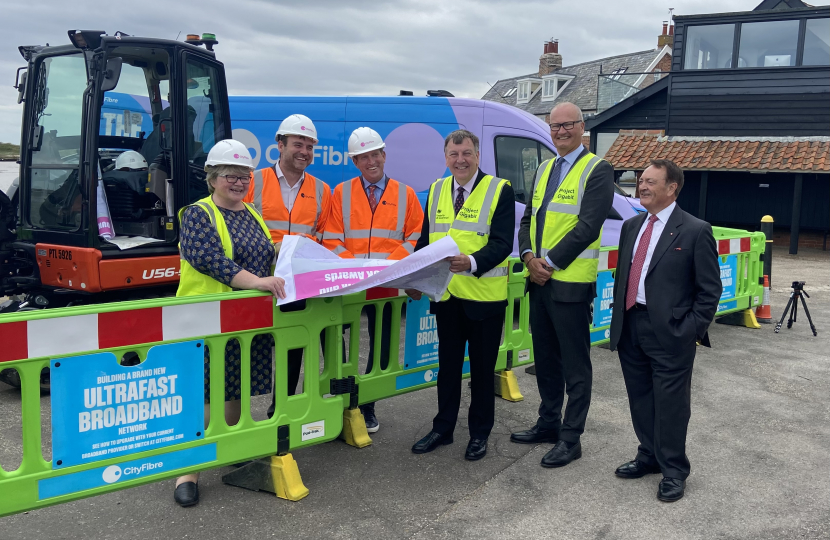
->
[0, 291, 347, 517]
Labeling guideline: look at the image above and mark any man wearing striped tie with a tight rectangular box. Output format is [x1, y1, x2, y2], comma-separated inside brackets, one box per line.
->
[512, 103, 614, 468]
[609, 159, 721, 502]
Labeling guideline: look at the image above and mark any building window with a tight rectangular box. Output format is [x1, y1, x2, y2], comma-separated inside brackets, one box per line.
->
[683, 24, 735, 69]
[653, 68, 662, 81]
[610, 67, 628, 80]
[517, 81, 530, 103]
[737, 20, 799, 67]
[540, 75, 573, 102]
[803, 18, 830, 66]
[543, 78, 557, 98]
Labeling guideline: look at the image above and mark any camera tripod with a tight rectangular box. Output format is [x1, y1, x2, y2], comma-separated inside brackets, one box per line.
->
[774, 281, 817, 336]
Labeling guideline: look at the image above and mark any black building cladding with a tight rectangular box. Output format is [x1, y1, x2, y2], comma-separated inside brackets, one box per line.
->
[586, 0, 830, 252]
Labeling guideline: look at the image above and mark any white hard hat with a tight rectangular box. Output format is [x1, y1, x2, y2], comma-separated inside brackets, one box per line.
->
[348, 127, 385, 157]
[115, 150, 148, 170]
[276, 114, 318, 144]
[204, 139, 255, 170]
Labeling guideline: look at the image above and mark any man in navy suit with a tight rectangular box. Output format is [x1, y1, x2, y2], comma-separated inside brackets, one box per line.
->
[609, 159, 721, 502]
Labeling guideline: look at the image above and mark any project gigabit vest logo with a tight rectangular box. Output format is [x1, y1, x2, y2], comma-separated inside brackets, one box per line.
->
[101, 460, 163, 484]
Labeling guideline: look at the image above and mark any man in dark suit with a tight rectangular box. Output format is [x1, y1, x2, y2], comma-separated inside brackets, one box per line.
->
[511, 103, 614, 468]
[609, 159, 721, 502]
[407, 129, 515, 461]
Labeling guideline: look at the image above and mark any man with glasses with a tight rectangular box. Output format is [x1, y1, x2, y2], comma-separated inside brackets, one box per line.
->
[511, 102, 614, 469]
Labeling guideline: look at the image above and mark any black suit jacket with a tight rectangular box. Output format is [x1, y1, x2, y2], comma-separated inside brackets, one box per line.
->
[414, 169, 516, 320]
[609, 204, 722, 356]
[518, 148, 615, 302]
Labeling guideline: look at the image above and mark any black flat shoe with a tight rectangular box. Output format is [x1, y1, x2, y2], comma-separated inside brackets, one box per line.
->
[615, 459, 662, 479]
[510, 425, 559, 445]
[658, 477, 685, 502]
[411, 431, 453, 454]
[464, 438, 487, 461]
[174, 481, 199, 507]
[540, 440, 582, 468]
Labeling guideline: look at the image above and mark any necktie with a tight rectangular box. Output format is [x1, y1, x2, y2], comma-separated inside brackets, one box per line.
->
[368, 185, 378, 212]
[626, 214, 659, 310]
[535, 157, 564, 258]
[454, 186, 465, 216]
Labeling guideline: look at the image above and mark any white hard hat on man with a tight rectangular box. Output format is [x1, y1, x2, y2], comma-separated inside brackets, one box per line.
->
[348, 127, 385, 157]
[276, 114, 318, 144]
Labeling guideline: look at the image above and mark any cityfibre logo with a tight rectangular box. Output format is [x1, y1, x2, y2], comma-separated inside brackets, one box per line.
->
[101, 461, 163, 484]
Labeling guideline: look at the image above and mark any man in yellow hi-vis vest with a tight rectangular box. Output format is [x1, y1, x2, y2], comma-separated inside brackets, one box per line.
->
[407, 130, 515, 462]
[512, 103, 614, 469]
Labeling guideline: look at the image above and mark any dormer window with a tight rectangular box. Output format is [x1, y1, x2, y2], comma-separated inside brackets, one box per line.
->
[516, 78, 542, 104]
[540, 74, 575, 102]
[610, 67, 628, 80]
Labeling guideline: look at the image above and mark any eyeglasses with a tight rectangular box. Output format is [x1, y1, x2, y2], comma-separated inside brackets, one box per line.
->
[549, 121, 582, 131]
[220, 174, 251, 185]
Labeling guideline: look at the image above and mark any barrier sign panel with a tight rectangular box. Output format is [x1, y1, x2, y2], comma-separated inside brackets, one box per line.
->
[50, 341, 205, 469]
[720, 255, 738, 301]
[592, 272, 615, 328]
[403, 297, 439, 369]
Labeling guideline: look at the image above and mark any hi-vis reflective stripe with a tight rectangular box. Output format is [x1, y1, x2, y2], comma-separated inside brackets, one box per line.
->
[718, 237, 751, 255]
[0, 296, 273, 363]
[342, 179, 408, 239]
[539, 247, 600, 260]
[598, 250, 619, 271]
[546, 155, 601, 215]
[428, 176, 502, 235]
[458, 266, 509, 278]
[252, 170, 265, 213]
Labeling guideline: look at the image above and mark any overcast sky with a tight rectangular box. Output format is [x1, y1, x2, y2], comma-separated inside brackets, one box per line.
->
[1, 0, 827, 143]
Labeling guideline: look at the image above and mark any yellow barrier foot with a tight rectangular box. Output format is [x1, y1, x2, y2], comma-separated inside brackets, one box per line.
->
[220, 455, 309, 501]
[339, 408, 373, 448]
[271, 454, 309, 501]
[715, 309, 761, 329]
[494, 370, 524, 402]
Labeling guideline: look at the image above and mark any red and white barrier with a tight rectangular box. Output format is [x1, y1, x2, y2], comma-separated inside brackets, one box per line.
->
[598, 249, 619, 272]
[0, 296, 273, 363]
[718, 237, 751, 255]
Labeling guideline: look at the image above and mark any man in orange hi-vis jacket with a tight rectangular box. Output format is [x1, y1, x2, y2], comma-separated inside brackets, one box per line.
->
[244, 114, 331, 412]
[322, 126, 424, 433]
[244, 113, 331, 246]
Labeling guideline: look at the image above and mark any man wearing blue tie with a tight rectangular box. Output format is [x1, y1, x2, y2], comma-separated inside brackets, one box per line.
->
[511, 103, 614, 468]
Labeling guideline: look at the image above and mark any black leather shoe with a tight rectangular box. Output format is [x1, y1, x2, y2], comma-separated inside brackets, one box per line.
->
[465, 438, 487, 461]
[174, 481, 199, 507]
[510, 425, 559, 445]
[411, 431, 453, 454]
[657, 477, 685, 502]
[615, 459, 662, 479]
[540, 440, 582, 468]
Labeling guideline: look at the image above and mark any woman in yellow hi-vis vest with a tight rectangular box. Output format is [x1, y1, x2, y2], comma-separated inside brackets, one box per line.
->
[407, 130, 515, 462]
[173, 140, 286, 508]
[512, 103, 614, 469]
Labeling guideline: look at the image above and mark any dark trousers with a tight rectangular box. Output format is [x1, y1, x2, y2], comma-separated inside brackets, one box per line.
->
[618, 309, 695, 480]
[432, 296, 504, 439]
[529, 282, 592, 443]
[361, 303, 393, 411]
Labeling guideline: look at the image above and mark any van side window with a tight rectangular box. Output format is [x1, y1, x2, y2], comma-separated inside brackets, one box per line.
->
[494, 136, 555, 203]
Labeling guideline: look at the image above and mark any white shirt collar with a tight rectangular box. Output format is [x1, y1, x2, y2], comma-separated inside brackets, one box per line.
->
[453, 170, 479, 195]
[275, 162, 304, 191]
[557, 144, 584, 165]
[651, 201, 677, 224]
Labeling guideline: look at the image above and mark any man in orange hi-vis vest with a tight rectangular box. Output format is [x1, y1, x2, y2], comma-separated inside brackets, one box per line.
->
[323, 126, 424, 433]
[244, 114, 332, 410]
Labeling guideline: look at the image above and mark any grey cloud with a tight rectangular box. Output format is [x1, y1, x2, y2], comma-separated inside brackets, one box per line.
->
[1, 0, 827, 143]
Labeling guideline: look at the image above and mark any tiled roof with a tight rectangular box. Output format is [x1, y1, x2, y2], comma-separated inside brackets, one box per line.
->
[481, 49, 662, 117]
[604, 131, 830, 172]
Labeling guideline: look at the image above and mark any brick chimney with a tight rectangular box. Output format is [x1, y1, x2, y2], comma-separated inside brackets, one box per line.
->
[539, 39, 563, 76]
[657, 21, 674, 48]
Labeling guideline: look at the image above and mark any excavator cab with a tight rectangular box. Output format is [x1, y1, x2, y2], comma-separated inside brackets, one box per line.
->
[1, 31, 231, 308]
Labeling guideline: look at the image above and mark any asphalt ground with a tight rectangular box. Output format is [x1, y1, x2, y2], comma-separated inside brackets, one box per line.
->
[0, 246, 828, 539]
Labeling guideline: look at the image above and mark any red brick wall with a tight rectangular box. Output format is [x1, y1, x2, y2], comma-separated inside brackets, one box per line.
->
[770, 228, 828, 250]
